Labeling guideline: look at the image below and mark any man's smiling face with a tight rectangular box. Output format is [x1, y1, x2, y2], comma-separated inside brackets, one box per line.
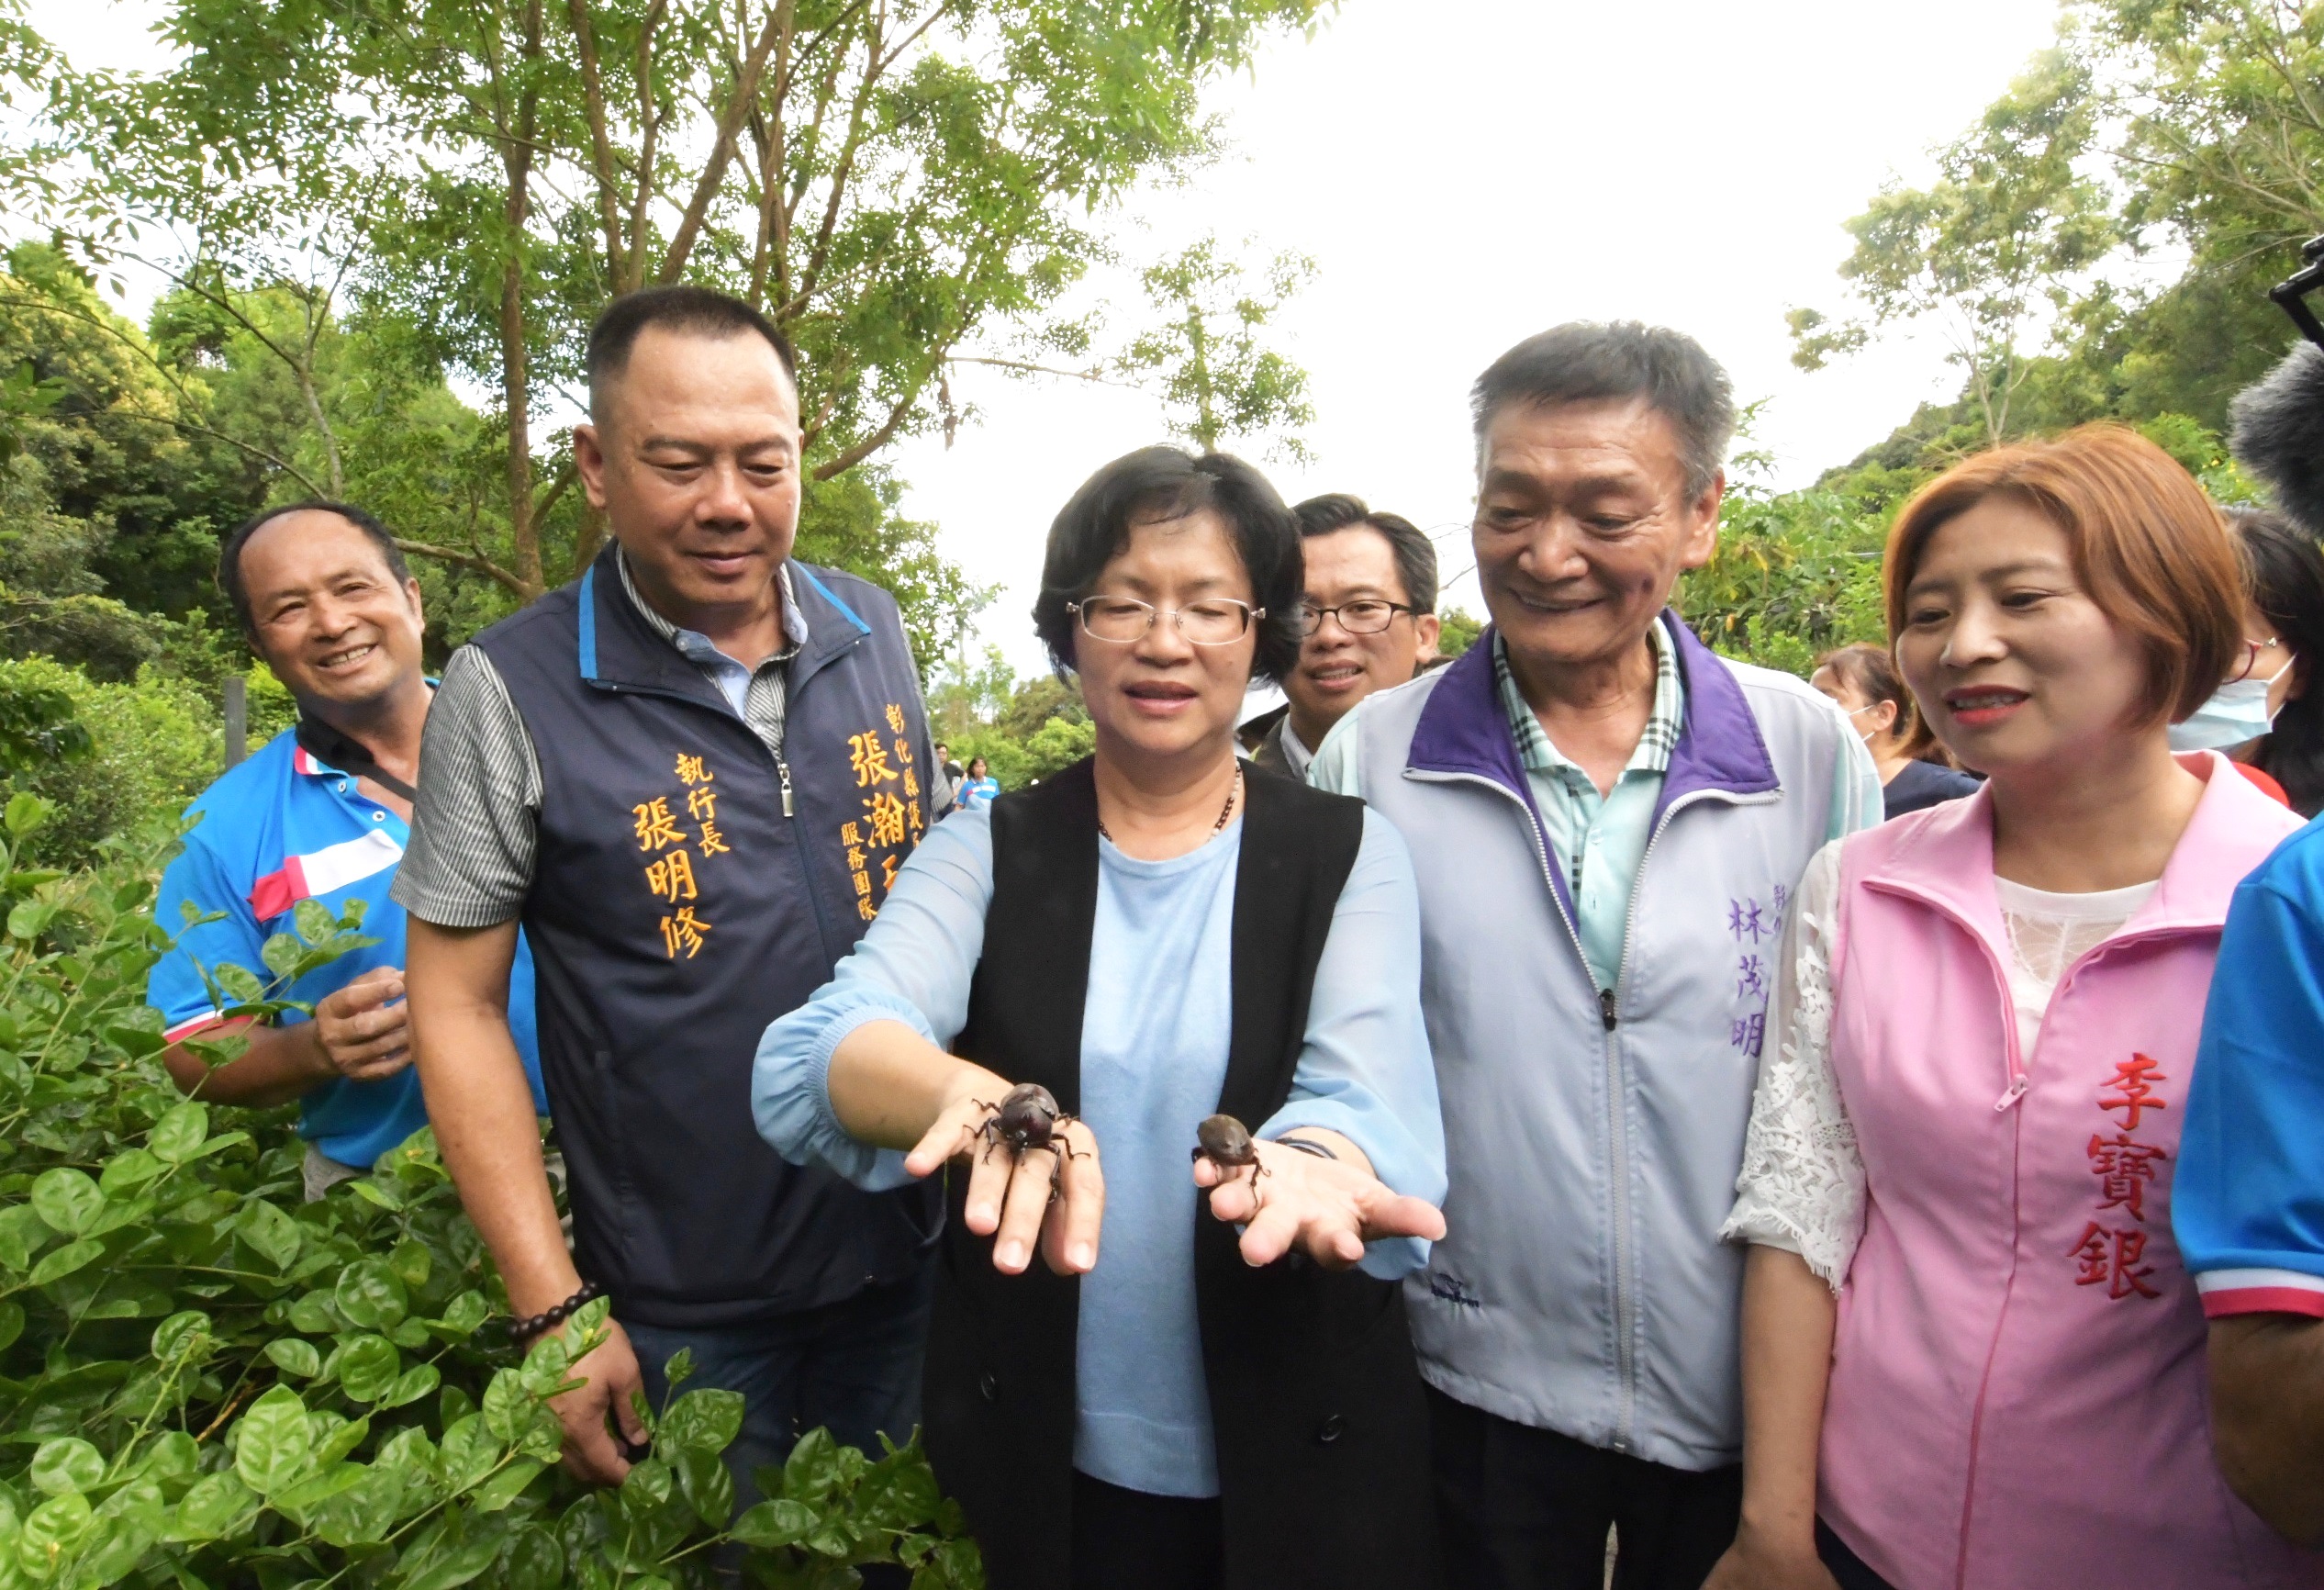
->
[240, 509, 427, 714]
[1471, 397, 1720, 673]
[575, 323, 803, 625]
[1283, 524, 1436, 742]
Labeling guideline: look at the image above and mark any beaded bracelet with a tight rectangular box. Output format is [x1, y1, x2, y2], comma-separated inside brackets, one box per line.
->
[508, 1280, 605, 1347]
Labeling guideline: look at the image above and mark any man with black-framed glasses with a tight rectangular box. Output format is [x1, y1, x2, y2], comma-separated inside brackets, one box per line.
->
[1246, 494, 1441, 778]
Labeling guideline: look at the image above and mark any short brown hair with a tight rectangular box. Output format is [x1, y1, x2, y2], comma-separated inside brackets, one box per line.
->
[1883, 424, 2243, 728]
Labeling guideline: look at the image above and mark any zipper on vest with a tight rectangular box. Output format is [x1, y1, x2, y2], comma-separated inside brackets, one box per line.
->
[1598, 987, 1618, 1031]
[777, 760, 795, 817]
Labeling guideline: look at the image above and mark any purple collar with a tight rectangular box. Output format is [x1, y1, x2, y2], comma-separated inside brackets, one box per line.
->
[1408, 610, 1780, 829]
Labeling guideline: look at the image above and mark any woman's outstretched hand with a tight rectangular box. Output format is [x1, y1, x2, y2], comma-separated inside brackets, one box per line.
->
[1193, 1132, 1445, 1270]
[904, 1070, 1103, 1279]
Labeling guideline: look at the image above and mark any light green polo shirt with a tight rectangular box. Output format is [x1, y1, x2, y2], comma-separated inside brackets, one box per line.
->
[1309, 625, 1883, 991]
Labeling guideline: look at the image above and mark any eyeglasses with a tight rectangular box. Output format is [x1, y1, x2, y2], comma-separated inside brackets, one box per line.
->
[1297, 599, 1415, 637]
[1067, 596, 1265, 646]
[2231, 637, 2290, 683]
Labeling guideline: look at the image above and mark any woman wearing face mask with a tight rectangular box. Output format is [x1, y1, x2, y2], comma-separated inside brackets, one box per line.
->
[1702, 427, 2316, 1590]
[2170, 508, 2324, 815]
[752, 447, 1447, 1590]
[1810, 644, 1981, 819]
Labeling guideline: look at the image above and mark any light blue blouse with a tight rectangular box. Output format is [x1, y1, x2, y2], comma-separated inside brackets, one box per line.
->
[752, 801, 1445, 1499]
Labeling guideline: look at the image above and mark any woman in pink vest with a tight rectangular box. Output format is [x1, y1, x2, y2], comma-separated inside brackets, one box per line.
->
[1704, 426, 2322, 1590]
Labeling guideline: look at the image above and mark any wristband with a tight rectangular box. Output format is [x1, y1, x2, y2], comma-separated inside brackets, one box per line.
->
[508, 1280, 605, 1347]
[1274, 1134, 1339, 1162]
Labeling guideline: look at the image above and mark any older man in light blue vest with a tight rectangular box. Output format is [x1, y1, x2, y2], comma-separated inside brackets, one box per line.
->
[1310, 322, 1881, 1590]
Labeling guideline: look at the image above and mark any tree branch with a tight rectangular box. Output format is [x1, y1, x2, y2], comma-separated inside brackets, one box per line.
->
[393, 539, 531, 597]
[565, 0, 629, 274]
[658, 0, 798, 283]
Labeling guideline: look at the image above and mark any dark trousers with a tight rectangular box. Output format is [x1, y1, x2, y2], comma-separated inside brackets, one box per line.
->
[1428, 1385, 1742, 1590]
[1069, 1470, 1224, 1590]
[1816, 1520, 1896, 1590]
[625, 1260, 937, 1506]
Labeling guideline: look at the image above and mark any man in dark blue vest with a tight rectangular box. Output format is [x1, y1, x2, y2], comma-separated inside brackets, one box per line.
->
[397, 286, 942, 1488]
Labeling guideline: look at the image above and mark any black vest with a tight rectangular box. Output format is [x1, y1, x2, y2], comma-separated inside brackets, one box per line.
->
[924, 760, 1441, 1590]
[474, 547, 942, 1327]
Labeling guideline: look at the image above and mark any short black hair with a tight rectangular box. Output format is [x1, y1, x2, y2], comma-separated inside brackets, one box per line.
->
[1033, 446, 1303, 685]
[2232, 506, 2324, 817]
[1290, 492, 1439, 613]
[1471, 321, 1736, 498]
[218, 500, 412, 633]
[587, 286, 798, 424]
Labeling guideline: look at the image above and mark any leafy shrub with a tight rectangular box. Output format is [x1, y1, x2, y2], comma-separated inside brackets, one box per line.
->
[0, 798, 983, 1588]
[0, 657, 218, 868]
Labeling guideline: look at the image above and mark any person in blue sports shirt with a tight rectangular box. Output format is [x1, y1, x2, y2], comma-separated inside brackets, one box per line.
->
[148, 501, 547, 1203]
[2176, 812, 2324, 1553]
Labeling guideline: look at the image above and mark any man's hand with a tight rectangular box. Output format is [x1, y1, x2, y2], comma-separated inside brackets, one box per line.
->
[1701, 1527, 1844, 1590]
[547, 1317, 650, 1486]
[307, 965, 412, 1081]
[1194, 1137, 1446, 1270]
[904, 1072, 1103, 1278]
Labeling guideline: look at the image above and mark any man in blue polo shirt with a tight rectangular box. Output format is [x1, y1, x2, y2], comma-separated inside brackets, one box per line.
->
[149, 501, 546, 1200]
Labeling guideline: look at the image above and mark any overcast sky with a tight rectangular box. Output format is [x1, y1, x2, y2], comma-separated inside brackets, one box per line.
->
[28, 0, 2065, 677]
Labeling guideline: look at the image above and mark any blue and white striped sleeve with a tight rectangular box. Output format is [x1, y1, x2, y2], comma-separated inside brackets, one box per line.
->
[752, 806, 996, 1192]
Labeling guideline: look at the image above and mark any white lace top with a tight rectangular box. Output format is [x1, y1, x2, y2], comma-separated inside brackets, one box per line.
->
[1721, 840, 2156, 1290]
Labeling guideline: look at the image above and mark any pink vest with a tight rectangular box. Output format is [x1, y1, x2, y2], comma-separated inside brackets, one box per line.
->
[1820, 755, 2319, 1590]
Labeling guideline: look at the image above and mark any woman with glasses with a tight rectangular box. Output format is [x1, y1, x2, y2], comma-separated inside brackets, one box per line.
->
[2169, 508, 2324, 814]
[1809, 644, 1980, 819]
[753, 446, 1448, 1590]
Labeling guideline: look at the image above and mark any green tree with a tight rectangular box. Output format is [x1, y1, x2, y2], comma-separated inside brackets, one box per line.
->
[1117, 234, 1316, 457]
[1789, 47, 2122, 448]
[34, 0, 1330, 655]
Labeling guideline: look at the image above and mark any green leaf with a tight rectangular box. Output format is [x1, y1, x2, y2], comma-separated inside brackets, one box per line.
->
[470, 1457, 542, 1513]
[314, 1413, 371, 1469]
[728, 1497, 814, 1551]
[264, 1338, 321, 1379]
[674, 1447, 732, 1529]
[17, 1489, 90, 1576]
[97, 1148, 164, 1196]
[619, 1457, 670, 1513]
[479, 1370, 532, 1446]
[102, 1023, 163, 1058]
[334, 1257, 408, 1329]
[659, 1387, 744, 1456]
[388, 1237, 431, 1289]
[0, 1299, 23, 1352]
[28, 1237, 102, 1286]
[432, 1290, 489, 1338]
[293, 898, 337, 946]
[5, 791, 50, 836]
[334, 1334, 400, 1403]
[27, 1439, 102, 1497]
[172, 1472, 256, 1540]
[260, 931, 303, 980]
[233, 1385, 313, 1495]
[147, 1103, 209, 1164]
[396, 1518, 508, 1590]
[150, 1310, 212, 1363]
[499, 1524, 564, 1590]
[29, 1169, 101, 1237]
[287, 1290, 340, 1335]
[311, 1462, 405, 1549]
[238, 1200, 301, 1271]
[212, 964, 264, 1005]
[6, 901, 54, 942]
[0, 1205, 43, 1271]
[379, 1361, 440, 1409]
[783, 1427, 842, 1506]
